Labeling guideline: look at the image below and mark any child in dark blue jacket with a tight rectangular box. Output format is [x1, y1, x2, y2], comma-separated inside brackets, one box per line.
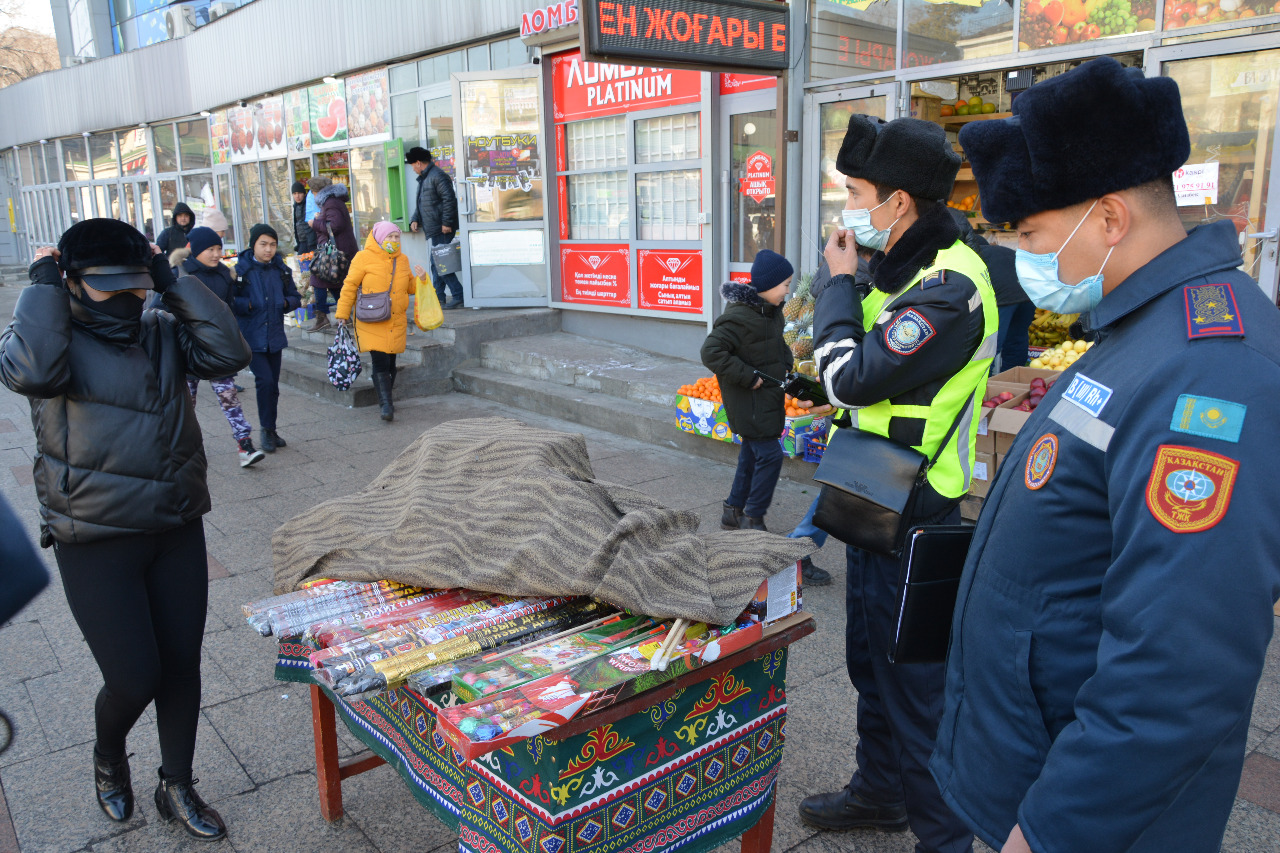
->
[233, 224, 301, 453]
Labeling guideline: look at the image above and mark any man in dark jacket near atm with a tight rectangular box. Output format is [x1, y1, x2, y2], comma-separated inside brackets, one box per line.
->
[406, 146, 463, 309]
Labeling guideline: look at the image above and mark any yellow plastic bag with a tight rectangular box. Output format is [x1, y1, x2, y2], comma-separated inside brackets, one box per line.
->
[414, 274, 443, 331]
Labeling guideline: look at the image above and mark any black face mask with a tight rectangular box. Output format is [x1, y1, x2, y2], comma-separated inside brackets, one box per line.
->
[78, 290, 145, 320]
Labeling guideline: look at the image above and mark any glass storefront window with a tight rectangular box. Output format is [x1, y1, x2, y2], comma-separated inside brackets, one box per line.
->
[89, 133, 119, 180]
[158, 178, 178, 226]
[419, 50, 465, 86]
[490, 37, 528, 69]
[730, 111, 777, 263]
[1018, 0, 1151, 49]
[234, 163, 264, 235]
[391, 92, 419, 145]
[262, 159, 295, 254]
[139, 183, 154, 241]
[182, 173, 215, 219]
[118, 129, 149, 176]
[811, 0, 901, 80]
[425, 97, 456, 177]
[568, 172, 628, 238]
[66, 187, 80, 224]
[214, 174, 234, 245]
[461, 78, 544, 223]
[79, 186, 93, 219]
[636, 169, 701, 240]
[106, 184, 121, 219]
[567, 116, 626, 170]
[816, 95, 889, 242]
[907, 0, 1011, 62]
[635, 113, 701, 164]
[94, 186, 109, 220]
[18, 146, 36, 186]
[153, 123, 179, 173]
[42, 144, 59, 185]
[468, 44, 491, 72]
[1165, 48, 1278, 282]
[177, 119, 212, 170]
[389, 62, 418, 93]
[123, 184, 136, 230]
[63, 138, 90, 182]
[349, 145, 390, 243]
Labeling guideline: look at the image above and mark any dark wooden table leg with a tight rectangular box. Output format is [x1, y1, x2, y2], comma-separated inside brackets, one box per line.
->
[312, 684, 344, 822]
[740, 795, 776, 853]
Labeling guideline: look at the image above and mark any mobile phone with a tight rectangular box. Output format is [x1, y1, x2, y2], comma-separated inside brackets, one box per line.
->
[783, 372, 829, 408]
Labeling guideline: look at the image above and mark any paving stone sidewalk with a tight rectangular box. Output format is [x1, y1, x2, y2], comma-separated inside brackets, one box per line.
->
[0, 287, 1278, 852]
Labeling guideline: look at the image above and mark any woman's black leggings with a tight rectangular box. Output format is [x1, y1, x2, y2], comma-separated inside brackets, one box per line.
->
[370, 351, 397, 374]
[54, 519, 208, 782]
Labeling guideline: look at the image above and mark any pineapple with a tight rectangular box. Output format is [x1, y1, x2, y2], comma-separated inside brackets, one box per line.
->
[792, 334, 814, 360]
[783, 272, 815, 322]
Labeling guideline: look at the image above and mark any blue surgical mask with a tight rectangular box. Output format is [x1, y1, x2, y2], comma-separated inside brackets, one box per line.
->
[841, 197, 901, 253]
[1015, 200, 1116, 314]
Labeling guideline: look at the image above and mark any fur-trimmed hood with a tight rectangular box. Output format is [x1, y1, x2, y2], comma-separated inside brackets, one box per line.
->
[315, 183, 349, 205]
[720, 280, 763, 306]
[869, 203, 962, 294]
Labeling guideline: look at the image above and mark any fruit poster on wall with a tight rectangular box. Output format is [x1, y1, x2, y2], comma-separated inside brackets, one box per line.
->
[209, 110, 231, 166]
[638, 249, 703, 314]
[1018, 0, 1153, 49]
[309, 80, 348, 148]
[255, 95, 286, 160]
[227, 105, 258, 164]
[283, 88, 311, 156]
[560, 244, 631, 307]
[344, 69, 391, 145]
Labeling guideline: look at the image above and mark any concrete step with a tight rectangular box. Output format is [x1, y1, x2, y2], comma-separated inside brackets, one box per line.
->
[453, 366, 818, 484]
[279, 357, 453, 408]
[279, 334, 450, 370]
[480, 332, 702, 408]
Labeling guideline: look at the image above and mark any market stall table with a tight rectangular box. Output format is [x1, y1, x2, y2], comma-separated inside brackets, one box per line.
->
[289, 613, 816, 853]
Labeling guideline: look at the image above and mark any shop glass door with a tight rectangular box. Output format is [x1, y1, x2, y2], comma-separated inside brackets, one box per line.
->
[452, 68, 546, 308]
[1159, 46, 1280, 302]
[720, 90, 777, 287]
[801, 84, 895, 274]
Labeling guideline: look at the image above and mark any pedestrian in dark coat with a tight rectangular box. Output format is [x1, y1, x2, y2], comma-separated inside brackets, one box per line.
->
[291, 181, 317, 254]
[233, 224, 301, 453]
[0, 218, 250, 842]
[700, 250, 795, 532]
[307, 180, 357, 330]
[155, 202, 194, 253]
[406, 147, 463, 308]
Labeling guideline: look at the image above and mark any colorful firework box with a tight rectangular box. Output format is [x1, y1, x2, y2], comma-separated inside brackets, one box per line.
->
[741, 562, 804, 627]
[674, 394, 825, 458]
[435, 620, 764, 761]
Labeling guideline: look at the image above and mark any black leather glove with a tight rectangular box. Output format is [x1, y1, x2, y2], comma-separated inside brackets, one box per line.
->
[29, 256, 63, 287]
[148, 252, 177, 294]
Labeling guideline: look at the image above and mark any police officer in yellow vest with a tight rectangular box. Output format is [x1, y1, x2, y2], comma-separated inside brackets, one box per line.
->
[799, 115, 995, 853]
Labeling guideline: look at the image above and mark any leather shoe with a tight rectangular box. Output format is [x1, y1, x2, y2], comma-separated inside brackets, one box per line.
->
[94, 747, 134, 822]
[155, 769, 227, 841]
[800, 556, 832, 586]
[798, 786, 908, 832]
[739, 514, 768, 532]
[720, 502, 743, 530]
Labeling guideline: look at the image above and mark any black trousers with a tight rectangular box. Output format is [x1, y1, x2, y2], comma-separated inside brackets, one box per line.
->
[55, 519, 208, 782]
[845, 507, 973, 853]
[248, 350, 282, 431]
[370, 351, 397, 374]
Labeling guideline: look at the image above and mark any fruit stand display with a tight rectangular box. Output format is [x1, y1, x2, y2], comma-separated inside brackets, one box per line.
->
[674, 377, 826, 458]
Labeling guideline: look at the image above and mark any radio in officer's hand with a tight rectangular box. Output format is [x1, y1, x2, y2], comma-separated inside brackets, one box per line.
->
[753, 369, 831, 409]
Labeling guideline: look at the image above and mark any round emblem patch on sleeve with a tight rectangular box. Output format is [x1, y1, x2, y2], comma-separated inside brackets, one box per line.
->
[1145, 444, 1239, 533]
[1025, 433, 1058, 490]
[884, 308, 936, 356]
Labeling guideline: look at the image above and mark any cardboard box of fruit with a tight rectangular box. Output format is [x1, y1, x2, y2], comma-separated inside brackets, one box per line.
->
[970, 451, 995, 498]
[675, 380, 827, 458]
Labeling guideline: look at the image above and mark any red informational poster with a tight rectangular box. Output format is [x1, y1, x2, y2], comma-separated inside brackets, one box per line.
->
[729, 271, 752, 284]
[739, 150, 775, 202]
[719, 73, 777, 95]
[551, 51, 702, 123]
[638, 249, 703, 314]
[561, 244, 631, 307]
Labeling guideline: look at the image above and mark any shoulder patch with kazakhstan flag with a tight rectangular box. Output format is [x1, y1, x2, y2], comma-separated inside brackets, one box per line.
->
[1185, 283, 1244, 340]
[1145, 444, 1239, 533]
[1170, 394, 1246, 443]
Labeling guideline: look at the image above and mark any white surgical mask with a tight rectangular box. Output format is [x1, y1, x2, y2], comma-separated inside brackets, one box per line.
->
[841, 196, 901, 253]
[1014, 200, 1115, 314]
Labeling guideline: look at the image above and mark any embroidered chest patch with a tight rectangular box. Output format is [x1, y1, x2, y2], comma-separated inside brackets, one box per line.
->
[1145, 444, 1239, 533]
[1185, 283, 1244, 340]
[884, 309, 936, 355]
[1170, 394, 1246, 444]
[1024, 433, 1058, 490]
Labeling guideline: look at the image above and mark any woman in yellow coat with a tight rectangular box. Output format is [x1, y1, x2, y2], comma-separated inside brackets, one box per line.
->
[335, 222, 424, 421]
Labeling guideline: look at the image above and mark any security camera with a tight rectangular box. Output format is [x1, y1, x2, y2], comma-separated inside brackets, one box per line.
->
[237, 99, 247, 108]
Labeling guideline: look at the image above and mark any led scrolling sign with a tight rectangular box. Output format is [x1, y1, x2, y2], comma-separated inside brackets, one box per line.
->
[580, 0, 789, 74]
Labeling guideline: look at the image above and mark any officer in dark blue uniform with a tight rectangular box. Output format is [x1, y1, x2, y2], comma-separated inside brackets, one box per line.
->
[931, 57, 1280, 853]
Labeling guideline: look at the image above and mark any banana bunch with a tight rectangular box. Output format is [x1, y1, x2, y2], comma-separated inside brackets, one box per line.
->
[1027, 309, 1079, 347]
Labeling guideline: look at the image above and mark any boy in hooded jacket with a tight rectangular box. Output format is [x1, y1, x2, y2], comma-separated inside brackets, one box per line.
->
[233, 224, 301, 453]
[700, 250, 795, 531]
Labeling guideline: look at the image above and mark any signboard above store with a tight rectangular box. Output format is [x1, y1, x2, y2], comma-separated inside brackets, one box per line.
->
[580, 0, 788, 75]
[522, 0, 579, 37]
[551, 51, 702, 122]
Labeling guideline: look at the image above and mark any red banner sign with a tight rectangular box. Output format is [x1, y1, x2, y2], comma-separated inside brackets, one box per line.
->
[638, 249, 703, 313]
[561, 245, 632, 306]
[551, 51, 702, 123]
[718, 73, 776, 95]
[739, 150, 774, 202]
[729, 270, 751, 284]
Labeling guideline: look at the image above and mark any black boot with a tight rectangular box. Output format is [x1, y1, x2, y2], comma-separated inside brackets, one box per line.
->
[798, 786, 908, 832]
[373, 372, 394, 422]
[800, 555, 832, 587]
[154, 769, 226, 842]
[94, 747, 134, 822]
[720, 502, 743, 531]
[739, 514, 768, 532]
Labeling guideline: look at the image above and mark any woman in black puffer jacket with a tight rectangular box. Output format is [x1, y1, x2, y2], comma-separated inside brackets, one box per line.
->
[0, 219, 250, 843]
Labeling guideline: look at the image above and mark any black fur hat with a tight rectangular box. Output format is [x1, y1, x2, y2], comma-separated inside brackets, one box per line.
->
[57, 218, 153, 291]
[835, 115, 960, 201]
[959, 57, 1190, 225]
